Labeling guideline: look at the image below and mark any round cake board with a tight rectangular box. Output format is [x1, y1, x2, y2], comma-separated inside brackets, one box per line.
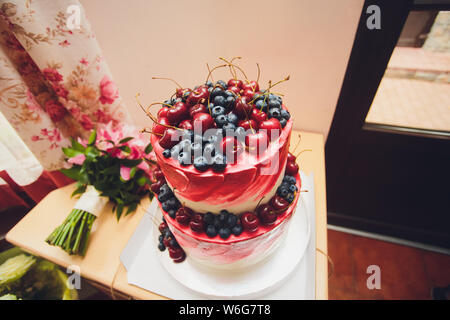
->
[154, 195, 310, 299]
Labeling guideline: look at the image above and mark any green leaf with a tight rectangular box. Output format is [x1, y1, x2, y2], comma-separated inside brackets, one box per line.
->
[125, 202, 138, 216]
[144, 143, 153, 154]
[88, 130, 97, 146]
[60, 167, 81, 180]
[137, 176, 147, 186]
[129, 167, 137, 179]
[120, 158, 142, 167]
[70, 138, 86, 153]
[116, 203, 124, 220]
[85, 146, 100, 160]
[118, 145, 131, 153]
[119, 137, 134, 144]
[71, 184, 87, 197]
[62, 147, 83, 158]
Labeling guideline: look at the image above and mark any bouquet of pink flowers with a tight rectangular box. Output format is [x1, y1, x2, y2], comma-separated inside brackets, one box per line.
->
[46, 123, 156, 256]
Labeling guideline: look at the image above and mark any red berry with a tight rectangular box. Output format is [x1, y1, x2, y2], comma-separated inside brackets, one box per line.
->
[187, 86, 209, 105]
[234, 96, 253, 119]
[259, 118, 282, 140]
[220, 136, 243, 163]
[179, 119, 193, 131]
[176, 88, 190, 98]
[189, 103, 207, 118]
[227, 79, 243, 88]
[159, 128, 181, 149]
[193, 112, 215, 133]
[153, 169, 165, 182]
[227, 86, 241, 95]
[153, 117, 170, 136]
[169, 247, 186, 262]
[150, 180, 164, 194]
[167, 102, 189, 125]
[240, 212, 259, 232]
[242, 89, 255, 99]
[189, 213, 205, 233]
[238, 119, 258, 131]
[242, 81, 259, 92]
[157, 107, 169, 119]
[163, 235, 173, 248]
[269, 195, 290, 212]
[176, 207, 193, 225]
[245, 131, 269, 156]
[287, 152, 296, 163]
[257, 204, 277, 225]
[251, 109, 267, 124]
[285, 161, 299, 176]
[159, 222, 168, 233]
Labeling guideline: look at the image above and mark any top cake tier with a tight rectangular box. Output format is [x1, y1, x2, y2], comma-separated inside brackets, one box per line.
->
[151, 116, 292, 214]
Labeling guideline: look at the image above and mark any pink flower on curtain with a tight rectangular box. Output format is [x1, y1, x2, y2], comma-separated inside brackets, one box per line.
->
[44, 100, 67, 122]
[52, 83, 69, 99]
[42, 68, 63, 83]
[94, 108, 113, 124]
[25, 90, 41, 112]
[99, 75, 119, 105]
[79, 114, 94, 130]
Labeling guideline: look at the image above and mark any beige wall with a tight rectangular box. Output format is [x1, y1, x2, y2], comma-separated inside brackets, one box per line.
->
[81, 0, 363, 138]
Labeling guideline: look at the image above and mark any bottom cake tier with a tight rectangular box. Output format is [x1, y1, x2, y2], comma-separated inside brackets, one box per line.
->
[159, 173, 301, 269]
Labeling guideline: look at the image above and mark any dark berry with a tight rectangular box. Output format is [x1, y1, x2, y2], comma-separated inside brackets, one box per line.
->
[158, 184, 173, 202]
[206, 224, 218, 238]
[289, 184, 298, 193]
[231, 224, 243, 236]
[268, 99, 281, 109]
[162, 149, 171, 158]
[213, 96, 226, 107]
[206, 80, 213, 87]
[170, 144, 181, 159]
[277, 185, 289, 198]
[222, 122, 236, 132]
[225, 96, 236, 111]
[215, 80, 227, 89]
[226, 214, 238, 228]
[178, 151, 191, 166]
[286, 193, 295, 203]
[218, 227, 231, 239]
[193, 156, 209, 172]
[254, 99, 267, 111]
[210, 87, 225, 99]
[268, 108, 281, 119]
[203, 143, 215, 161]
[158, 242, 166, 251]
[227, 112, 239, 125]
[159, 234, 164, 242]
[212, 154, 227, 172]
[283, 175, 296, 185]
[204, 212, 215, 225]
[279, 118, 287, 128]
[212, 105, 226, 117]
[280, 109, 290, 120]
[168, 209, 177, 219]
[169, 238, 179, 248]
[218, 210, 229, 225]
[215, 114, 228, 127]
[191, 142, 203, 157]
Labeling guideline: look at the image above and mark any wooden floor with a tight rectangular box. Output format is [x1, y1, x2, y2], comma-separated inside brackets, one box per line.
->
[328, 229, 450, 300]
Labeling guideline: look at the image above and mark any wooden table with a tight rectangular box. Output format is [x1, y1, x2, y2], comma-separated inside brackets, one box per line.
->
[6, 130, 328, 299]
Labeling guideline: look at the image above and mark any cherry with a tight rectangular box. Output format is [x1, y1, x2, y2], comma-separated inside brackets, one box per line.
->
[259, 118, 282, 140]
[242, 89, 255, 99]
[193, 112, 215, 133]
[175, 207, 193, 225]
[234, 96, 253, 119]
[227, 79, 243, 88]
[287, 152, 296, 163]
[251, 108, 267, 124]
[187, 86, 209, 106]
[240, 212, 259, 232]
[189, 103, 208, 118]
[242, 81, 259, 92]
[220, 136, 243, 162]
[157, 107, 169, 119]
[167, 102, 189, 125]
[179, 119, 193, 131]
[159, 128, 181, 149]
[245, 131, 269, 156]
[238, 119, 258, 131]
[257, 204, 277, 225]
[189, 213, 205, 233]
[269, 195, 290, 212]
[150, 180, 164, 194]
[153, 169, 165, 182]
[227, 86, 241, 96]
[153, 117, 171, 136]
[176, 88, 190, 98]
[163, 235, 173, 248]
[158, 222, 168, 233]
[168, 247, 186, 262]
[285, 161, 299, 176]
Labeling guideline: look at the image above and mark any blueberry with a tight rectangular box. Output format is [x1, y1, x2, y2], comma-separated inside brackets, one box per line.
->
[193, 156, 209, 172]
[268, 99, 280, 109]
[204, 133, 219, 145]
[289, 184, 297, 192]
[158, 184, 173, 202]
[268, 108, 281, 119]
[283, 175, 296, 185]
[226, 214, 238, 228]
[178, 151, 191, 166]
[191, 142, 203, 157]
[206, 80, 213, 87]
[286, 193, 295, 203]
[204, 212, 215, 225]
[162, 197, 180, 212]
[206, 224, 218, 238]
[203, 143, 215, 160]
[158, 242, 166, 251]
[254, 99, 268, 111]
[210, 87, 225, 99]
[225, 96, 236, 111]
[218, 210, 229, 225]
[215, 114, 228, 128]
[162, 149, 171, 158]
[167, 209, 177, 219]
[212, 154, 227, 172]
[170, 144, 181, 159]
[227, 112, 238, 125]
[163, 228, 172, 238]
[213, 96, 226, 107]
[231, 224, 243, 236]
[280, 109, 290, 120]
[218, 227, 231, 239]
[215, 80, 227, 89]
[225, 90, 236, 97]
[280, 118, 287, 128]
[169, 238, 179, 248]
[159, 235, 164, 242]
[277, 185, 289, 198]
[213, 216, 221, 229]
[222, 122, 236, 132]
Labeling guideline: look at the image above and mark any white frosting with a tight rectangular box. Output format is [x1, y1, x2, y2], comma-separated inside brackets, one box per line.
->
[73, 185, 108, 216]
[169, 161, 287, 214]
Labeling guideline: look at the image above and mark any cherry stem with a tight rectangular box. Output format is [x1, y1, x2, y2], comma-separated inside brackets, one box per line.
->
[256, 63, 261, 84]
[141, 128, 163, 137]
[135, 94, 182, 131]
[292, 133, 302, 155]
[220, 57, 237, 79]
[295, 149, 312, 158]
[268, 75, 290, 91]
[151, 76, 183, 89]
[219, 57, 248, 81]
[205, 64, 227, 83]
[206, 63, 214, 83]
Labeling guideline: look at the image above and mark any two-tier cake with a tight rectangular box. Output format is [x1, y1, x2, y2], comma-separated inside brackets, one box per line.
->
[142, 59, 301, 269]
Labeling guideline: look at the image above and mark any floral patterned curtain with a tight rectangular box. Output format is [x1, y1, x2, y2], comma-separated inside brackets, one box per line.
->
[0, 0, 132, 171]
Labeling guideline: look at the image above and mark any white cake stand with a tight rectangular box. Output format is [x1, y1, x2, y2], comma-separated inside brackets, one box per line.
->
[154, 195, 310, 299]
